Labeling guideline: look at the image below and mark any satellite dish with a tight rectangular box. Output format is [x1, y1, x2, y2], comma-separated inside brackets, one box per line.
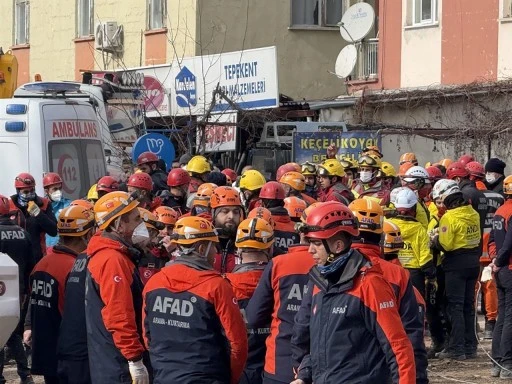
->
[335, 44, 357, 78]
[339, 2, 375, 43]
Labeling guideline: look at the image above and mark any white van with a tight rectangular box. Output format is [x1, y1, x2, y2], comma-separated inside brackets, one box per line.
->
[0, 83, 107, 199]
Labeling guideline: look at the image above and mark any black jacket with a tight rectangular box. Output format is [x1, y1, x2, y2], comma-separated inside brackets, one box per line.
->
[459, 179, 488, 250]
[486, 175, 505, 196]
[150, 169, 169, 194]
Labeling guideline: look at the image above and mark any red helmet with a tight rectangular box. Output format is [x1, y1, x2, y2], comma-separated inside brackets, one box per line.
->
[259, 181, 286, 200]
[221, 168, 237, 184]
[167, 168, 191, 187]
[458, 154, 475, 166]
[137, 151, 159, 166]
[43, 172, 63, 188]
[96, 176, 120, 192]
[426, 166, 443, 182]
[276, 163, 301, 181]
[465, 161, 485, 178]
[0, 194, 10, 215]
[302, 202, 359, 239]
[15, 173, 36, 189]
[446, 161, 469, 179]
[127, 173, 153, 191]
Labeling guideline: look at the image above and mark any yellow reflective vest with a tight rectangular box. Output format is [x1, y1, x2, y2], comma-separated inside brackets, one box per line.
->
[389, 216, 433, 269]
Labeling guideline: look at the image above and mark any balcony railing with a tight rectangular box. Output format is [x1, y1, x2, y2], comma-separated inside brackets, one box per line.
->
[351, 38, 379, 81]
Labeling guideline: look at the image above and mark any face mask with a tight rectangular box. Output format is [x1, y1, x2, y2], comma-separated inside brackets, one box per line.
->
[18, 192, 36, 206]
[486, 173, 497, 184]
[132, 222, 150, 246]
[359, 171, 373, 184]
[50, 190, 62, 203]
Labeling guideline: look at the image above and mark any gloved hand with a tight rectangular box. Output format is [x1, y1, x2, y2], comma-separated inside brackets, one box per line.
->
[27, 201, 40, 217]
[23, 330, 32, 346]
[128, 359, 149, 384]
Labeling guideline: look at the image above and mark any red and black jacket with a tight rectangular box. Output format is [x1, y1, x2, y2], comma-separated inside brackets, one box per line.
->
[490, 199, 512, 268]
[214, 237, 237, 273]
[269, 207, 300, 252]
[318, 182, 354, 206]
[85, 233, 147, 383]
[225, 262, 268, 384]
[26, 245, 78, 376]
[245, 245, 315, 383]
[142, 257, 248, 384]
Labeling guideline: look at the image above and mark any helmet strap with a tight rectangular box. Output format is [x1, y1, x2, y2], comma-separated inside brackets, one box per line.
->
[322, 236, 351, 265]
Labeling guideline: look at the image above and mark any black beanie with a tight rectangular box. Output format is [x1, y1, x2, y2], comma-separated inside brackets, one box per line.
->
[485, 158, 506, 175]
[206, 171, 227, 186]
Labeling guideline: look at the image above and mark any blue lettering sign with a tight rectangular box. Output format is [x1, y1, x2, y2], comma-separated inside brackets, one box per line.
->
[175, 66, 197, 108]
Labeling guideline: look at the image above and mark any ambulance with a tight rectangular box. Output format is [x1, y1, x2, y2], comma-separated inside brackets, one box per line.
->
[0, 82, 107, 199]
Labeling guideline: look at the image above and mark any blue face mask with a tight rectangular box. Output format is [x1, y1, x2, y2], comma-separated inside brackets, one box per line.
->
[318, 249, 353, 276]
[18, 192, 36, 206]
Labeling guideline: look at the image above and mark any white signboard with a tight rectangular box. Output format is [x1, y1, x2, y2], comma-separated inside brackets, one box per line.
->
[126, 46, 279, 117]
[197, 113, 237, 153]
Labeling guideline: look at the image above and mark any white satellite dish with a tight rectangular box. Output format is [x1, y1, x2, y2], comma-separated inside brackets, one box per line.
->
[335, 44, 357, 78]
[339, 2, 375, 43]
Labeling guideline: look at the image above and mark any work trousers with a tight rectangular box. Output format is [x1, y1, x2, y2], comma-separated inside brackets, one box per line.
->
[492, 267, 512, 366]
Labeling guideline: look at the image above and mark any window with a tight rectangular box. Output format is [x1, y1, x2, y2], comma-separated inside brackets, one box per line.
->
[502, 0, 512, 18]
[412, 0, 438, 25]
[291, 0, 348, 28]
[147, 0, 166, 30]
[14, 0, 29, 45]
[77, 0, 94, 37]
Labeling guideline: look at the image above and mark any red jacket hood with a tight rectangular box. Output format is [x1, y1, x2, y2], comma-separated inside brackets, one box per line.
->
[159, 259, 221, 292]
[351, 242, 382, 260]
[87, 232, 132, 259]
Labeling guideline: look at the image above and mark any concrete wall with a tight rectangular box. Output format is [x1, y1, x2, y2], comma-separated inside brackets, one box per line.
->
[0, 2, 13, 50]
[498, 0, 512, 78]
[195, 0, 345, 100]
[168, 0, 197, 61]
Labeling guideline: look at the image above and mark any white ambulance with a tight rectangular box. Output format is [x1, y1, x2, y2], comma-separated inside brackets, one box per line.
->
[0, 82, 107, 199]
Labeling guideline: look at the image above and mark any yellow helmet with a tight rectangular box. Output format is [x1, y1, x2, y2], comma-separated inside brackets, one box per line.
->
[239, 170, 266, 191]
[381, 161, 397, 177]
[57, 205, 95, 237]
[187, 155, 211, 175]
[317, 159, 345, 177]
[94, 191, 140, 231]
[235, 218, 274, 250]
[301, 162, 317, 176]
[171, 216, 219, 245]
[339, 157, 358, 171]
[138, 208, 164, 231]
[358, 155, 382, 169]
[87, 184, 98, 201]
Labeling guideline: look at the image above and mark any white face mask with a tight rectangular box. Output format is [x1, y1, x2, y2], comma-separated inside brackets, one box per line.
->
[50, 190, 62, 203]
[486, 173, 497, 184]
[360, 171, 373, 183]
[132, 222, 150, 246]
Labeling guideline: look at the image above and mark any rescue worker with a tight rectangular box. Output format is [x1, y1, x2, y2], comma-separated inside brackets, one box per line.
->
[189, 182, 217, 217]
[136, 151, 168, 193]
[466, 161, 487, 190]
[86, 191, 151, 384]
[210, 186, 245, 273]
[221, 168, 237, 186]
[24, 205, 95, 384]
[186, 155, 211, 193]
[300, 162, 317, 199]
[0, 194, 34, 384]
[152, 206, 179, 256]
[352, 155, 391, 206]
[339, 157, 358, 188]
[95, 175, 119, 199]
[291, 203, 416, 384]
[247, 207, 276, 229]
[127, 172, 159, 211]
[381, 220, 405, 263]
[239, 170, 267, 211]
[485, 158, 507, 195]
[381, 161, 397, 190]
[259, 182, 299, 252]
[489, 175, 512, 378]
[431, 179, 481, 360]
[389, 188, 434, 297]
[283, 196, 307, 222]
[166, 168, 191, 215]
[56, 206, 96, 384]
[276, 163, 301, 182]
[400, 152, 419, 166]
[86, 184, 98, 203]
[361, 145, 383, 159]
[279, 171, 316, 205]
[247, 204, 316, 384]
[9, 173, 58, 263]
[316, 159, 354, 205]
[142, 216, 248, 383]
[348, 199, 428, 384]
[402, 166, 432, 229]
[438, 158, 453, 171]
[137, 208, 166, 285]
[225, 217, 274, 384]
[43, 172, 71, 247]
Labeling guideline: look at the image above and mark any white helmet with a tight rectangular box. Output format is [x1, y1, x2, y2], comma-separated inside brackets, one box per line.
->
[394, 188, 418, 209]
[432, 179, 460, 202]
[404, 166, 431, 184]
[390, 187, 409, 205]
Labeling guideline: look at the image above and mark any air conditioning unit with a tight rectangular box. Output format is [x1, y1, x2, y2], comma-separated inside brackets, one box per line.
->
[95, 21, 123, 53]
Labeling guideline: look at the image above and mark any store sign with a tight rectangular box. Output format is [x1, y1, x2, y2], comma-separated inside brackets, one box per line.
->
[197, 113, 237, 153]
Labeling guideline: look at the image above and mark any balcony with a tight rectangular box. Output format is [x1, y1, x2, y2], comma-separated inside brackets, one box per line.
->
[350, 38, 379, 82]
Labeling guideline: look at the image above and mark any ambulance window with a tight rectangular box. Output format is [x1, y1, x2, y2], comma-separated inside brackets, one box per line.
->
[85, 141, 106, 184]
[48, 141, 84, 200]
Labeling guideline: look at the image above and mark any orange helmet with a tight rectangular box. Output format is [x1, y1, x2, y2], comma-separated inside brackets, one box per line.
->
[138, 208, 164, 231]
[348, 198, 384, 234]
[57, 205, 95, 237]
[70, 199, 94, 210]
[398, 162, 414, 177]
[284, 196, 307, 219]
[301, 202, 359, 239]
[399, 153, 418, 166]
[171, 216, 219, 245]
[196, 183, 217, 199]
[382, 221, 404, 253]
[94, 191, 140, 230]
[362, 145, 383, 159]
[235, 218, 274, 250]
[504, 175, 512, 195]
[247, 207, 275, 228]
[153, 206, 180, 226]
[280, 171, 306, 192]
[276, 163, 301, 181]
[210, 186, 242, 209]
[439, 158, 453, 168]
